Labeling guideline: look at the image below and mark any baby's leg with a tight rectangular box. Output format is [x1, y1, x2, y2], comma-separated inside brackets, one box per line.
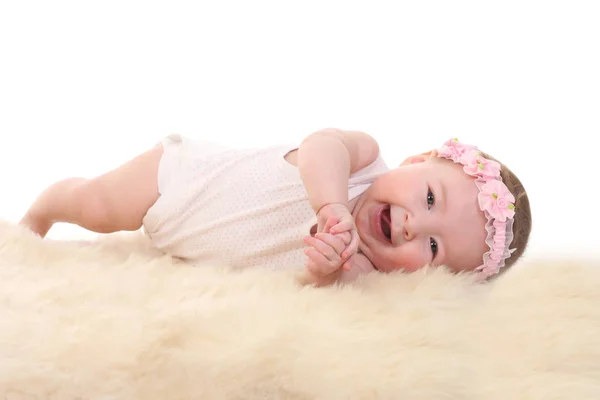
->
[20, 145, 163, 237]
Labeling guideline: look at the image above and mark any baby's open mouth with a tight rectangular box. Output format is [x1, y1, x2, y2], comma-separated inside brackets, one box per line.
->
[380, 205, 392, 243]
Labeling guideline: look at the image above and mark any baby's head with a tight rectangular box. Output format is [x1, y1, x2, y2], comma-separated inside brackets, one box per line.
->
[353, 138, 532, 280]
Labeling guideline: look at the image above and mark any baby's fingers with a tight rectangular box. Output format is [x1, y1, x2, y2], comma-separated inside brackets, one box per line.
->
[341, 229, 360, 260]
[335, 231, 352, 245]
[304, 248, 328, 266]
[322, 217, 339, 234]
[303, 235, 341, 263]
[314, 232, 346, 255]
[304, 248, 338, 276]
[329, 219, 354, 235]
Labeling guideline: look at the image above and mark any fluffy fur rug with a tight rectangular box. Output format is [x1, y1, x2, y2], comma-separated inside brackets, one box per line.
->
[0, 221, 599, 399]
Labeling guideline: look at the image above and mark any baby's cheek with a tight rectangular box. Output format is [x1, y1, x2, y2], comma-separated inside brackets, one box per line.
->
[395, 259, 425, 273]
[384, 248, 428, 273]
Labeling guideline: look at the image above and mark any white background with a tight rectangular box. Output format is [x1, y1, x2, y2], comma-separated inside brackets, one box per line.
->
[1, 1, 598, 261]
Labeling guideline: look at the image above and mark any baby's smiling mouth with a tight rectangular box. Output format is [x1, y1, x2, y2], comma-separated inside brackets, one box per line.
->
[380, 205, 392, 243]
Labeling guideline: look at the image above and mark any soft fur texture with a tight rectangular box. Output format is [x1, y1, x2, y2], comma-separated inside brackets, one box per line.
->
[0, 221, 599, 399]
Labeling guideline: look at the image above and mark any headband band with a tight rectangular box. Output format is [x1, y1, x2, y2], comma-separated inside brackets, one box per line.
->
[437, 138, 516, 279]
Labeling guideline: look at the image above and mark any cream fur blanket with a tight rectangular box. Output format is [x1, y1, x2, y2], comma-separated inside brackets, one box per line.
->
[0, 221, 599, 399]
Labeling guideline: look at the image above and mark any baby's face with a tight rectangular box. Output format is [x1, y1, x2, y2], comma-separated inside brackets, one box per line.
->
[352, 152, 488, 274]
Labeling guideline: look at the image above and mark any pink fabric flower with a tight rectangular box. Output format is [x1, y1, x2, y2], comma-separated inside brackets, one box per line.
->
[478, 180, 516, 222]
[463, 154, 501, 179]
[437, 138, 478, 163]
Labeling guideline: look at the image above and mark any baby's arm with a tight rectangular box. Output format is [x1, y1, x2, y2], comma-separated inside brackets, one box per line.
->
[297, 128, 379, 252]
[296, 128, 380, 215]
[292, 128, 380, 286]
[20, 145, 163, 237]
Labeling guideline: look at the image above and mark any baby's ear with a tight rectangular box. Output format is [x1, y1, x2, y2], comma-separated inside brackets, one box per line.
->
[400, 149, 438, 166]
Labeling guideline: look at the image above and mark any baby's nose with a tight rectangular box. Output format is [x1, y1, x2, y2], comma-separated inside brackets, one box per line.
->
[403, 214, 413, 241]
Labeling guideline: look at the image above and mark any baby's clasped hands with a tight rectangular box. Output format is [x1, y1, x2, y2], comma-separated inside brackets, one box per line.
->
[303, 203, 359, 280]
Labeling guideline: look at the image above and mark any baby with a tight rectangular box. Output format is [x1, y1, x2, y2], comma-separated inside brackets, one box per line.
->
[20, 128, 532, 286]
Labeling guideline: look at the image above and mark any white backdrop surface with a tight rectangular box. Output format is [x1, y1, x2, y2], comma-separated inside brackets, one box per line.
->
[1, 1, 598, 260]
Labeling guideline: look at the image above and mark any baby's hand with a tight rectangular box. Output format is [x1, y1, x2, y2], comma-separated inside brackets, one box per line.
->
[303, 229, 352, 282]
[315, 203, 359, 260]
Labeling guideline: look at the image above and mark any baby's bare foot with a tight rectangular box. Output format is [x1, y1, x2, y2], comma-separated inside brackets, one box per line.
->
[19, 213, 52, 238]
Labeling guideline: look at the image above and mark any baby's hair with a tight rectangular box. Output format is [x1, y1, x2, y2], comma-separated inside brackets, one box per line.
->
[479, 151, 532, 278]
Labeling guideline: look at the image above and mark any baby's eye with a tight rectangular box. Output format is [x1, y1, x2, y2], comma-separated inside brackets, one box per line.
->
[427, 188, 435, 209]
[430, 238, 438, 258]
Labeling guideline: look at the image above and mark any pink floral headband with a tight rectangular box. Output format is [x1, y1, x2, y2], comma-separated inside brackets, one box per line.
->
[437, 138, 516, 279]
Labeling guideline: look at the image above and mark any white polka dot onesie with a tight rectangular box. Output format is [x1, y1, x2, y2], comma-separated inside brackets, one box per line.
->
[142, 134, 390, 270]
